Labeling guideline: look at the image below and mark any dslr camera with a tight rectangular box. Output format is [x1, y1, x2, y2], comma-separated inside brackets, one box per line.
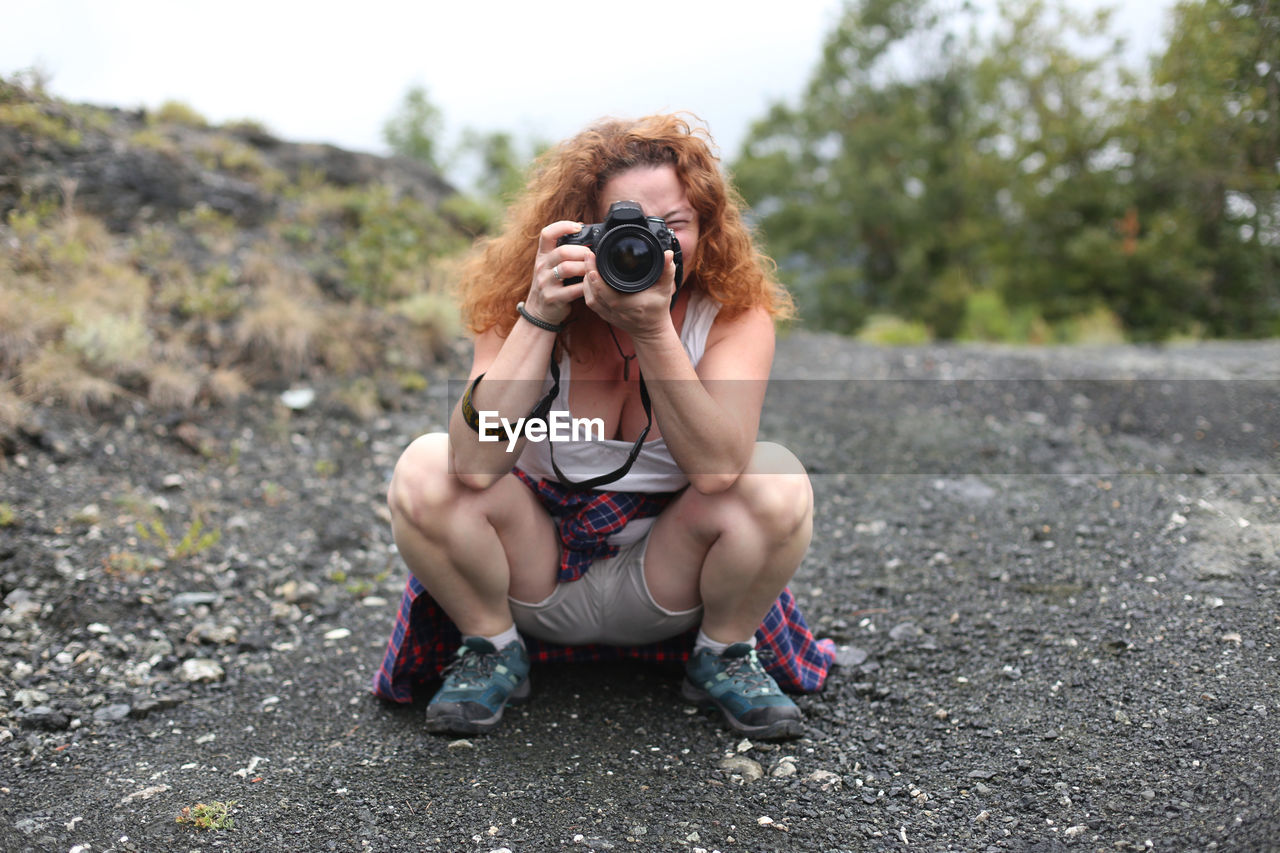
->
[557, 200, 683, 293]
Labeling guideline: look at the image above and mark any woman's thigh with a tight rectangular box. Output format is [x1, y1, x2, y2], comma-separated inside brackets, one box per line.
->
[391, 433, 561, 602]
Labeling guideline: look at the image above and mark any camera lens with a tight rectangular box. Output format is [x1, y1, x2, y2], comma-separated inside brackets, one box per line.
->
[597, 227, 662, 293]
[609, 236, 653, 282]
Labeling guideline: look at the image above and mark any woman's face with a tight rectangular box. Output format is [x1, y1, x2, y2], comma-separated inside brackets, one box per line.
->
[597, 164, 699, 279]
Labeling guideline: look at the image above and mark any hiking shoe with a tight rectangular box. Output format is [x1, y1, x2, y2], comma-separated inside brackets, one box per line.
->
[425, 637, 530, 735]
[681, 642, 804, 739]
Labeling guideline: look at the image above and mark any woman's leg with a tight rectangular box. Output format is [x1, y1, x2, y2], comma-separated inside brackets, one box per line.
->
[386, 432, 560, 638]
[643, 441, 814, 641]
[641, 441, 814, 738]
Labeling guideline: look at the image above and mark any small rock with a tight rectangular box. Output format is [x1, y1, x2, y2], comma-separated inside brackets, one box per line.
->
[718, 755, 764, 782]
[807, 770, 842, 790]
[169, 592, 222, 611]
[280, 388, 316, 410]
[177, 658, 225, 684]
[1064, 825, 1088, 838]
[14, 688, 50, 708]
[889, 622, 919, 642]
[771, 757, 798, 778]
[276, 580, 320, 604]
[736, 738, 753, 753]
[447, 739, 474, 750]
[835, 645, 868, 667]
[324, 627, 352, 641]
[186, 622, 239, 645]
[93, 704, 132, 723]
[16, 705, 70, 731]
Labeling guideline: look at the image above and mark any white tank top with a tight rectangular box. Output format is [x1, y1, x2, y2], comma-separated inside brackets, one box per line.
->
[516, 291, 721, 509]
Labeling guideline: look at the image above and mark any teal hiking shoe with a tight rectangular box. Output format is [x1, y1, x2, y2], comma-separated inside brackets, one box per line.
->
[681, 642, 804, 740]
[425, 637, 531, 735]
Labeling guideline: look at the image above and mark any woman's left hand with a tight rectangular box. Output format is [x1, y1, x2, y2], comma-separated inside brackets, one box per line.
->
[580, 249, 678, 341]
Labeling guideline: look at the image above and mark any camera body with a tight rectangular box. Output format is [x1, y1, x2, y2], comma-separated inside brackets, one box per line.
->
[556, 200, 683, 293]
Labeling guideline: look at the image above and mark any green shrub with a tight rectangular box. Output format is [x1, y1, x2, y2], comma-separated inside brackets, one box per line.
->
[0, 102, 81, 147]
[151, 100, 208, 128]
[855, 314, 933, 346]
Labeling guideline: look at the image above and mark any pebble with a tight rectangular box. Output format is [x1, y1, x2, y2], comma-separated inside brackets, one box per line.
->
[771, 757, 798, 778]
[718, 756, 764, 782]
[276, 580, 321, 604]
[280, 388, 316, 410]
[835, 645, 869, 667]
[93, 704, 132, 723]
[807, 770, 842, 790]
[15, 705, 69, 731]
[169, 592, 222, 611]
[178, 658, 225, 683]
[889, 622, 920, 642]
[186, 622, 239, 645]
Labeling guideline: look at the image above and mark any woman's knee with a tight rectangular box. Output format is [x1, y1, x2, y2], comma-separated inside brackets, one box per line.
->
[387, 432, 456, 530]
[736, 442, 813, 539]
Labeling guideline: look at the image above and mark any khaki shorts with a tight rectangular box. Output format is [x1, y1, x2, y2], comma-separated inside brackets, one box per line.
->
[508, 533, 702, 647]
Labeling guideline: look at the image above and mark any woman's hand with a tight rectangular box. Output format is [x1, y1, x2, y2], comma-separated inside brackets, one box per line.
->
[580, 248, 679, 341]
[525, 221, 592, 325]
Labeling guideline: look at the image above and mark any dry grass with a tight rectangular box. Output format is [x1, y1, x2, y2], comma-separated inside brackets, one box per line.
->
[233, 255, 324, 380]
[20, 347, 121, 410]
[146, 362, 204, 410]
[0, 380, 32, 453]
[1, 78, 471, 423]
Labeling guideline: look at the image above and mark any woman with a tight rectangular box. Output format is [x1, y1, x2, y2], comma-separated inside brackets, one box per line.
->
[373, 114, 834, 739]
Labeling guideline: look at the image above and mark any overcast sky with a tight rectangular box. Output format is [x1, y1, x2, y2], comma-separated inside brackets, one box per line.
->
[4, 0, 1177, 168]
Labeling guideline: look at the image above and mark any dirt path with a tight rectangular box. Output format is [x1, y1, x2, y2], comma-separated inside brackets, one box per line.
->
[2, 333, 1278, 851]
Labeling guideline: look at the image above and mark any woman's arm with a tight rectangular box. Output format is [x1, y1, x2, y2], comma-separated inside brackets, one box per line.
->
[630, 303, 774, 494]
[448, 222, 590, 489]
[582, 249, 775, 494]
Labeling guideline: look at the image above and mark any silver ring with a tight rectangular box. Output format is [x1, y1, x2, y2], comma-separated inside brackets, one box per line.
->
[552, 264, 562, 281]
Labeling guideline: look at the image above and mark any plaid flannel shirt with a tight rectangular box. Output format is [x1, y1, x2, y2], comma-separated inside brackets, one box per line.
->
[371, 470, 835, 702]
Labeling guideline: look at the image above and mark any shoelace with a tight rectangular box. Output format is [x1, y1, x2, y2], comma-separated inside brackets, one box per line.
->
[720, 649, 779, 696]
[441, 647, 499, 689]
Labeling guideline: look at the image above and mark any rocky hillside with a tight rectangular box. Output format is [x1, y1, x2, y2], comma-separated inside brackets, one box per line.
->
[1, 72, 475, 453]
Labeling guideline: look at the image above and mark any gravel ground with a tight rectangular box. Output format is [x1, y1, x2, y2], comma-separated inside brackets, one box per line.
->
[1, 332, 1278, 852]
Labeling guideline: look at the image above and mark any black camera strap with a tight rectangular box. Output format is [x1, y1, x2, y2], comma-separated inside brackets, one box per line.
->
[543, 283, 680, 492]
[545, 353, 654, 491]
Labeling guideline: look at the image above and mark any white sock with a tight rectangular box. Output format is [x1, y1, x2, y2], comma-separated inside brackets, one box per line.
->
[483, 623, 523, 651]
[694, 629, 755, 656]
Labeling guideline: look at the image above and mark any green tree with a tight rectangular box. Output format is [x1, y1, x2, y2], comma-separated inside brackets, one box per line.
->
[1124, 0, 1280, 337]
[456, 128, 528, 202]
[383, 84, 444, 169]
[733, 0, 1136, 339]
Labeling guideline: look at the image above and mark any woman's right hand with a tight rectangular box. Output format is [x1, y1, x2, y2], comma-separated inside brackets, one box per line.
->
[525, 221, 592, 325]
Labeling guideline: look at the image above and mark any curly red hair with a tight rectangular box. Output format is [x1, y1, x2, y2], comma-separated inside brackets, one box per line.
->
[458, 113, 792, 339]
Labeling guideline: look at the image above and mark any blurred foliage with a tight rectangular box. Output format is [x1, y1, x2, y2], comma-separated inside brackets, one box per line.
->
[383, 84, 545, 235]
[0, 74, 470, 415]
[383, 84, 444, 169]
[734, 0, 1280, 341]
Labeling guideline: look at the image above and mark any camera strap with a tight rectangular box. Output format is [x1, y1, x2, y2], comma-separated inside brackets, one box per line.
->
[545, 352, 654, 492]
[544, 285, 680, 492]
